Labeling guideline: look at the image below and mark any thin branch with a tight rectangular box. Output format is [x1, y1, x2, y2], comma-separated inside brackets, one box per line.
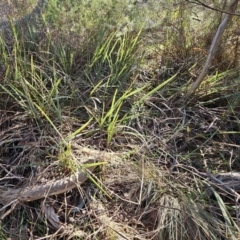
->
[187, 0, 239, 96]
[186, 0, 240, 16]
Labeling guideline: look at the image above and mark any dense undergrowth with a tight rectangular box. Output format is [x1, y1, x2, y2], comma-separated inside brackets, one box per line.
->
[0, 0, 240, 239]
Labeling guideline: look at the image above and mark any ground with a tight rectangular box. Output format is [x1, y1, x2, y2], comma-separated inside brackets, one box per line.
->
[0, 0, 240, 239]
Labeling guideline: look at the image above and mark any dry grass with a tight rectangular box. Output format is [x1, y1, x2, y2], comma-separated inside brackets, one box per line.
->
[1, 0, 240, 239]
[0, 0, 39, 21]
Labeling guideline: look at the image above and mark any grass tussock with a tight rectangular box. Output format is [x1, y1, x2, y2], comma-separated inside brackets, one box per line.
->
[1, 0, 240, 239]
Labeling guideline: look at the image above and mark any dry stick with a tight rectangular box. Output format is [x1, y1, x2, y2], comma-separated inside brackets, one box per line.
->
[175, 163, 240, 226]
[0, 147, 121, 208]
[175, 164, 240, 199]
[0, 166, 97, 205]
[187, 0, 239, 96]
[187, 0, 240, 16]
[207, 173, 240, 199]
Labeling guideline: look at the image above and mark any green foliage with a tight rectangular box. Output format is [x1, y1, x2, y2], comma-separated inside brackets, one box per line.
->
[83, 30, 143, 146]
